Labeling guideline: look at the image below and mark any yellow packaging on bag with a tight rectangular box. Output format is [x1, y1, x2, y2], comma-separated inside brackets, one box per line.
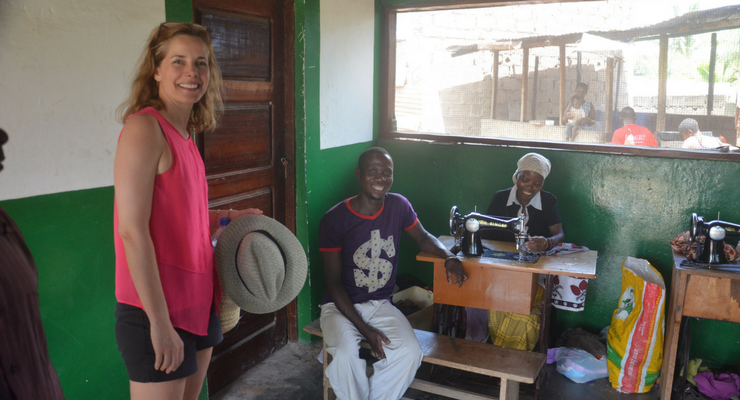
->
[607, 257, 666, 393]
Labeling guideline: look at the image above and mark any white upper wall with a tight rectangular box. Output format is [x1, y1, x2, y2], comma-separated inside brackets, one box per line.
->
[319, 0, 375, 149]
[0, 0, 165, 201]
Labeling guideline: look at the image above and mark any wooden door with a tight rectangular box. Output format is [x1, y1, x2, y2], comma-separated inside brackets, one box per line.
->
[192, 0, 295, 394]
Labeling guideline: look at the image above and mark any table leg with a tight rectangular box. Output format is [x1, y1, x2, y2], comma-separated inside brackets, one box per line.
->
[539, 274, 554, 354]
[534, 275, 554, 397]
[500, 379, 520, 400]
[660, 269, 688, 400]
[676, 316, 692, 400]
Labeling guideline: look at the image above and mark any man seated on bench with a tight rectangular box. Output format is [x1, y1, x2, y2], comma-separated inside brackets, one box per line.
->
[318, 147, 468, 400]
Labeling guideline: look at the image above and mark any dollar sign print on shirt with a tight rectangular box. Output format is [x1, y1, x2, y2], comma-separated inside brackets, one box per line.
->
[353, 229, 396, 292]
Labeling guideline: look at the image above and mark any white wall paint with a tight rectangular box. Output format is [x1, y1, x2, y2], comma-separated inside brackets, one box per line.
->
[319, 0, 375, 150]
[0, 0, 165, 201]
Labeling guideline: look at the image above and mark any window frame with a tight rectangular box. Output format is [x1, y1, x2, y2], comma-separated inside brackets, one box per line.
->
[380, 0, 740, 162]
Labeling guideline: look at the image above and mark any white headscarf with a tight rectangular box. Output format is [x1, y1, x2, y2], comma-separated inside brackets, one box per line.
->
[512, 153, 551, 184]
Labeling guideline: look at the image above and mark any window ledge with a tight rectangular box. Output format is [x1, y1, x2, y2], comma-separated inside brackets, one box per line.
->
[383, 131, 740, 162]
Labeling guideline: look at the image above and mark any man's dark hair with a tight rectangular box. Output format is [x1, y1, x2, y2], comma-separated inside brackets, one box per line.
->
[358, 147, 391, 169]
[619, 107, 636, 121]
[576, 82, 589, 91]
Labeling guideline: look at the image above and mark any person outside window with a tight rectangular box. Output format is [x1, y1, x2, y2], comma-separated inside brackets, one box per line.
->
[564, 96, 586, 142]
[561, 82, 596, 142]
[679, 118, 724, 150]
[611, 107, 658, 147]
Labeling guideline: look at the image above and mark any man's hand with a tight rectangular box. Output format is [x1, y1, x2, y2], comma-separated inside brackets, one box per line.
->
[360, 325, 391, 359]
[444, 258, 468, 287]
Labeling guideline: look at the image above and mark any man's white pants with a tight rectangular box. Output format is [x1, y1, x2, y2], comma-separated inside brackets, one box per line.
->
[320, 300, 423, 400]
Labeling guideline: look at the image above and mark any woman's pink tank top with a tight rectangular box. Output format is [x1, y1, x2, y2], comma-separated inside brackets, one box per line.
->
[114, 107, 220, 335]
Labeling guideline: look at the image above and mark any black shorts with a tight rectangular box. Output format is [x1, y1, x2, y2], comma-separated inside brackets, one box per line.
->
[114, 302, 223, 383]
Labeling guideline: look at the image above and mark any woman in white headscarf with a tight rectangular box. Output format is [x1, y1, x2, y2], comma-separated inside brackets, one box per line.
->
[480, 153, 564, 251]
[466, 153, 565, 350]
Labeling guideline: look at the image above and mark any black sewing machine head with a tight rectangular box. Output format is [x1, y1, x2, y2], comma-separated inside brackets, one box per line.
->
[449, 206, 526, 257]
[690, 213, 740, 264]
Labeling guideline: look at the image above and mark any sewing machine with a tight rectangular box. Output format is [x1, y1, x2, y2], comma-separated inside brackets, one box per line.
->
[449, 206, 527, 259]
[689, 213, 740, 265]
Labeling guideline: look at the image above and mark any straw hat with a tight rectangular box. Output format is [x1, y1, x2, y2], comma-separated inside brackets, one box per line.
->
[219, 294, 241, 333]
[215, 215, 308, 314]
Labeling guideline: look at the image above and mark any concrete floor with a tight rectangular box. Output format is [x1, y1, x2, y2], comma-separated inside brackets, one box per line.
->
[211, 342, 661, 400]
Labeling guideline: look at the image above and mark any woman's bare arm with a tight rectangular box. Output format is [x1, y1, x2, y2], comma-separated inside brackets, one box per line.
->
[114, 114, 184, 374]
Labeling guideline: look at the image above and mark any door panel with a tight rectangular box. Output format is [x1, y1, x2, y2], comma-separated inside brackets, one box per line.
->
[203, 103, 272, 173]
[202, 12, 271, 79]
[194, 0, 295, 394]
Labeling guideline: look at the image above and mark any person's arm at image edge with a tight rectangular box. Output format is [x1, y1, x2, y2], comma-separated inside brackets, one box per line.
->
[405, 220, 468, 287]
[114, 115, 184, 374]
[322, 251, 391, 358]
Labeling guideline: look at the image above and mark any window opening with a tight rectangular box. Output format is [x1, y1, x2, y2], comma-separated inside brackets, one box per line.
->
[387, 1, 740, 157]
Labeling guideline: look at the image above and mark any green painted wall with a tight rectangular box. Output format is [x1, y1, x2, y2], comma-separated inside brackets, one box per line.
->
[380, 139, 740, 367]
[165, 0, 192, 22]
[0, 187, 125, 399]
[294, 0, 382, 342]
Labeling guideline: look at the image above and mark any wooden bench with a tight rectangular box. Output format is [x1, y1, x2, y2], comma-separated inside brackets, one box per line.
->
[303, 319, 546, 400]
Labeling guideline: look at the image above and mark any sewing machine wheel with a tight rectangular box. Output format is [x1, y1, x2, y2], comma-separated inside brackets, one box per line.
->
[449, 206, 459, 236]
[690, 213, 701, 243]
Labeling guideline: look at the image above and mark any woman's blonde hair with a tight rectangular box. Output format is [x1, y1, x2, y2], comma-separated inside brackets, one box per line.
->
[117, 23, 223, 133]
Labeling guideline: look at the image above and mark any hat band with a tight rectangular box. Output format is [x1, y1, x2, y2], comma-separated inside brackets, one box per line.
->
[233, 230, 288, 297]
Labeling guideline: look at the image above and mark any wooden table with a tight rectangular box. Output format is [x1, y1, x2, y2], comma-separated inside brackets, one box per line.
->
[417, 236, 597, 314]
[417, 236, 597, 396]
[660, 250, 740, 400]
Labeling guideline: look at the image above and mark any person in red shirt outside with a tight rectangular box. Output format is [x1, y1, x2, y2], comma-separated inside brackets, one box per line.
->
[611, 107, 658, 147]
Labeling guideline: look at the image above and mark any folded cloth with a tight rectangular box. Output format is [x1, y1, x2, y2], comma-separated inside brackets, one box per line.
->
[552, 275, 588, 312]
[695, 372, 740, 400]
[545, 243, 591, 311]
[488, 285, 545, 351]
[545, 242, 589, 256]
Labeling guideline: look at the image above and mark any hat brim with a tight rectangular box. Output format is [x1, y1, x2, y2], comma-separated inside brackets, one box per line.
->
[215, 215, 308, 314]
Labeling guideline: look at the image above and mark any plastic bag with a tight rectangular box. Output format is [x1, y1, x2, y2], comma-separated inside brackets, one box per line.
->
[607, 257, 666, 393]
[551, 347, 608, 383]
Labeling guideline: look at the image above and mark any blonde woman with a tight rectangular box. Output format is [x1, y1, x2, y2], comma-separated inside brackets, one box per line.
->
[113, 23, 259, 400]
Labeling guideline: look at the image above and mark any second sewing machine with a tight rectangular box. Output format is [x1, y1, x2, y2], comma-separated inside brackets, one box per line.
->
[449, 206, 531, 261]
